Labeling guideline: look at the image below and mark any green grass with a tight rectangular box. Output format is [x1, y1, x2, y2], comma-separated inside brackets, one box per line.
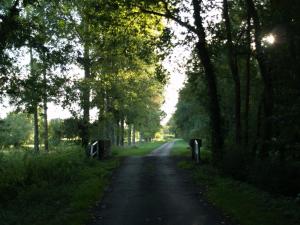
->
[177, 160, 300, 225]
[0, 144, 120, 225]
[171, 139, 212, 162]
[170, 139, 190, 156]
[0, 140, 166, 225]
[112, 141, 166, 157]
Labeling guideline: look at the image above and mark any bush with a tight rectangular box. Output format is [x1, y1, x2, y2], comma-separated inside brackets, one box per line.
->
[0, 113, 32, 148]
[222, 149, 248, 181]
[0, 145, 120, 225]
[249, 160, 300, 196]
[49, 119, 63, 145]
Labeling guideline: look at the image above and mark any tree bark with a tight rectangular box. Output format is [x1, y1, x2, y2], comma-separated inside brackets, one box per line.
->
[223, 0, 242, 145]
[102, 90, 109, 139]
[82, 34, 91, 148]
[245, 0, 274, 159]
[132, 125, 136, 145]
[116, 119, 120, 146]
[244, 13, 251, 148]
[43, 68, 49, 152]
[139, 131, 143, 144]
[111, 123, 115, 145]
[127, 123, 132, 146]
[192, 0, 224, 165]
[30, 47, 39, 153]
[33, 105, 40, 153]
[253, 97, 263, 157]
[121, 117, 125, 146]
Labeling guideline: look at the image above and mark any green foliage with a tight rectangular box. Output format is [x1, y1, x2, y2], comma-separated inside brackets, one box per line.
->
[0, 113, 32, 148]
[0, 144, 120, 225]
[49, 119, 63, 145]
[0, 140, 168, 224]
[62, 118, 80, 140]
[1, 0, 167, 149]
[173, 66, 210, 146]
[171, 139, 212, 161]
[247, 160, 300, 196]
[178, 161, 300, 225]
[169, 0, 300, 196]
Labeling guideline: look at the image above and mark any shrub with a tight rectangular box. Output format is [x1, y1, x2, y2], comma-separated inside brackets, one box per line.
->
[0, 113, 32, 148]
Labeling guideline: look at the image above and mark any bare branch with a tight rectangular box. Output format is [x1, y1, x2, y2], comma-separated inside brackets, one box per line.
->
[138, 7, 198, 35]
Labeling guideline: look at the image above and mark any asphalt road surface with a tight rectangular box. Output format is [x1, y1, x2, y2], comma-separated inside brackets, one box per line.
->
[89, 141, 232, 225]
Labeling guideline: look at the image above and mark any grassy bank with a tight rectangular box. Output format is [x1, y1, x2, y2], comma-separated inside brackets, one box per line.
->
[0, 140, 166, 225]
[171, 139, 211, 162]
[177, 159, 300, 225]
[0, 145, 120, 225]
[170, 139, 190, 157]
[112, 140, 165, 157]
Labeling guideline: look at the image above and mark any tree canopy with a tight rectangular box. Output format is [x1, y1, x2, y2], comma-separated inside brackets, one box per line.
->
[0, 0, 167, 150]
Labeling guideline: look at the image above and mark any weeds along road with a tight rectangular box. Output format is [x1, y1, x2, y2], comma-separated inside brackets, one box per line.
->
[88, 142, 232, 225]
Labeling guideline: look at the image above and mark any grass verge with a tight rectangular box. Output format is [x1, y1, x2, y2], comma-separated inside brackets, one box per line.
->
[170, 139, 190, 157]
[171, 139, 212, 162]
[177, 160, 300, 225]
[0, 140, 166, 225]
[112, 140, 166, 157]
[0, 145, 120, 225]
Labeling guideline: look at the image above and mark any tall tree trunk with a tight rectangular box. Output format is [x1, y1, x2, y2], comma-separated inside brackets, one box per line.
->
[111, 123, 115, 145]
[253, 98, 263, 157]
[244, 13, 251, 148]
[107, 96, 115, 144]
[223, 0, 242, 145]
[30, 47, 39, 153]
[102, 90, 108, 139]
[132, 125, 136, 145]
[43, 68, 49, 152]
[116, 119, 120, 146]
[192, 0, 223, 165]
[33, 105, 40, 153]
[127, 123, 132, 146]
[82, 36, 91, 148]
[245, 0, 274, 159]
[139, 131, 143, 144]
[121, 117, 125, 147]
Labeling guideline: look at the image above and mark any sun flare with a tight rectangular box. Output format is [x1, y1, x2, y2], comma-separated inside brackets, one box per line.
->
[263, 34, 276, 45]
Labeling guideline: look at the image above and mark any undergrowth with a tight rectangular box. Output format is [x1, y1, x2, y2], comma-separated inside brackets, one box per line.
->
[178, 161, 300, 225]
[0, 145, 120, 225]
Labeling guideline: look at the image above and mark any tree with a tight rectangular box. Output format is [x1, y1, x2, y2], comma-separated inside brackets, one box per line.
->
[244, 0, 274, 159]
[6, 1, 71, 152]
[62, 118, 81, 140]
[0, 112, 32, 148]
[222, 0, 242, 145]
[49, 119, 63, 145]
[125, 0, 223, 164]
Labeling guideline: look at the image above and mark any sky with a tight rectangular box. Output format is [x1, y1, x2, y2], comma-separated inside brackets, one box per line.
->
[160, 21, 191, 125]
[161, 53, 187, 125]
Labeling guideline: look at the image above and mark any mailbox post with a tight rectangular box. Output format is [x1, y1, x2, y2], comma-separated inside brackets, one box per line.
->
[189, 139, 202, 163]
